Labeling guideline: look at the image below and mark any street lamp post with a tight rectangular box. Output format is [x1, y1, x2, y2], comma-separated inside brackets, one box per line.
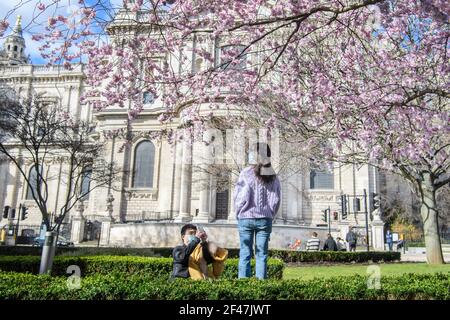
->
[364, 189, 370, 252]
[328, 206, 331, 235]
[15, 203, 22, 243]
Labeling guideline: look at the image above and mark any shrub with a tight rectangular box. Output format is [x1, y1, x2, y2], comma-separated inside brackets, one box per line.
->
[0, 255, 284, 279]
[0, 246, 400, 263]
[0, 271, 447, 300]
[269, 250, 400, 263]
[0, 246, 177, 257]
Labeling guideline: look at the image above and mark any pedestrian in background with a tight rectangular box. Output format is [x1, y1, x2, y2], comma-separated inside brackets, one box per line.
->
[306, 232, 321, 251]
[346, 227, 358, 252]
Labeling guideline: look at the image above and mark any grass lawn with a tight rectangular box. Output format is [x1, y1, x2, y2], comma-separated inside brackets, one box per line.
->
[283, 263, 450, 280]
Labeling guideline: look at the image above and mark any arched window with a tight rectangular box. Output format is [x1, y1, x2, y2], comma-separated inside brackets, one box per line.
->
[13, 46, 17, 52]
[310, 164, 334, 190]
[26, 166, 42, 200]
[132, 140, 155, 188]
[80, 166, 92, 200]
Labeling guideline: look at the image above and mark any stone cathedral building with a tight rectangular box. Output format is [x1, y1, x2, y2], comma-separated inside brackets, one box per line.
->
[0, 10, 397, 250]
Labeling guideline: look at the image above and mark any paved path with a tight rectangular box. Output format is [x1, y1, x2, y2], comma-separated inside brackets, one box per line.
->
[401, 252, 450, 263]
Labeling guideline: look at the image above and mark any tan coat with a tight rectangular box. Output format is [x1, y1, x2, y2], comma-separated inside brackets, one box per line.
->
[188, 243, 228, 280]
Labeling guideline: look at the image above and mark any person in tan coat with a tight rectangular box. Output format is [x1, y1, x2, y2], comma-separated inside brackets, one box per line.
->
[188, 238, 228, 280]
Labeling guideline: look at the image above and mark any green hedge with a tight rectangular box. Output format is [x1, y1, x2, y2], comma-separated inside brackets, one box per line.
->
[406, 242, 426, 248]
[0, 246, 400, 263]
[0, 271, 448, 300]
[269, 250, 401, 263]
[0, 255, 284, 280]
[0, 246, 178, 257]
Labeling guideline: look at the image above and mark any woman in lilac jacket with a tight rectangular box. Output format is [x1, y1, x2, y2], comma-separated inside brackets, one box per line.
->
[233, 142, 281, 279]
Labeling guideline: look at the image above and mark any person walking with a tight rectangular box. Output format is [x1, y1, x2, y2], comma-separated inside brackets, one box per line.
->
[386, 229, 393, 251]
[306, 232, 321, 251]
[233, 142, 281, 280]
[346, 227, 358, 252]
[323, 233, 338, 251]
[336, 237, 347, 251]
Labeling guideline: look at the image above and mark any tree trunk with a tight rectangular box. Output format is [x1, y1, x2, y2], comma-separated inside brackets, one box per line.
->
[420, 173, 444, 265]
[39, 231, 57, 274]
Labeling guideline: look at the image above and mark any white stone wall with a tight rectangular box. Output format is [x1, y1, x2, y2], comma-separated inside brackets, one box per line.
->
[0, 64, 85, 231]
[108, 221, 337, 249]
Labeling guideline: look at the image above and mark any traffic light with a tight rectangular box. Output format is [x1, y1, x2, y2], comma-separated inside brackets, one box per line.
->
[2, 206, 9, 219]
[372, 193, 381, 209]
[322, 209, 328, 222]
[353, 198, 361, 212]
[54, 215, 63, 224]
[21, 206, 28, 220]
[340, 195, 347, 220]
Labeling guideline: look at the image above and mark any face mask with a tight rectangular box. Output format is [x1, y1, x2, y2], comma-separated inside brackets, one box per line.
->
[187, 235, 196, 244]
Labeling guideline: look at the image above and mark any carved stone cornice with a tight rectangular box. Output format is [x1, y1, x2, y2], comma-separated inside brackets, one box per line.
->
[124, 188, 158, 201]
[22, 200, 39, 208]
[22, 156, 68, 166]
[306, 192, 340, 202]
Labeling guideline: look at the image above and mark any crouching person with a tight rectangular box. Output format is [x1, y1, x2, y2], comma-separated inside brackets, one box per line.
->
[171, 224, 206, 279]
[189, 235, 228, 280]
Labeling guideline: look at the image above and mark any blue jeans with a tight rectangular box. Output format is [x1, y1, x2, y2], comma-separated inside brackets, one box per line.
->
[238, 218, 272, 279]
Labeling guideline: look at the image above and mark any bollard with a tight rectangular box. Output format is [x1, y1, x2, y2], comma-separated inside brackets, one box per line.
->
[39, 231, 55, 274]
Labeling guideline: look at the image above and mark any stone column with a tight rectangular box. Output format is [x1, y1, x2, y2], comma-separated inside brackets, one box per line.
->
[227, 128, 245, 224]
[171, 138, 183, 218]
[0, 158, 8, 218]
[192, 169, 211, 223]
[371, 209, 385, 251]
[227, 169, 239, 223]
[174, 134, 193, 223]
[64, 84, 72, 114]
[114, 139, 127, 223]
[297, 170, 305, 224]
[70, 202, 85, 244]
[157, 140, 174, 218]
[11, 155, 22, 211]
[273, 174, 287, 225]
[192, 130, 213, 223]
[286, 172, 299, 224]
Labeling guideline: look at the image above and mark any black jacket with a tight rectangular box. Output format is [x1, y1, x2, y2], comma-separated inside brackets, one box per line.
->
[346, 231, 357, 245]
[171, 237, 201, 278]
[323, 238, 338, 251]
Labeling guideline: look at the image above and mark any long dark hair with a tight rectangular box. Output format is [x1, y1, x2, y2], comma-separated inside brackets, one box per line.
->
[252, 142, 276, 184]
